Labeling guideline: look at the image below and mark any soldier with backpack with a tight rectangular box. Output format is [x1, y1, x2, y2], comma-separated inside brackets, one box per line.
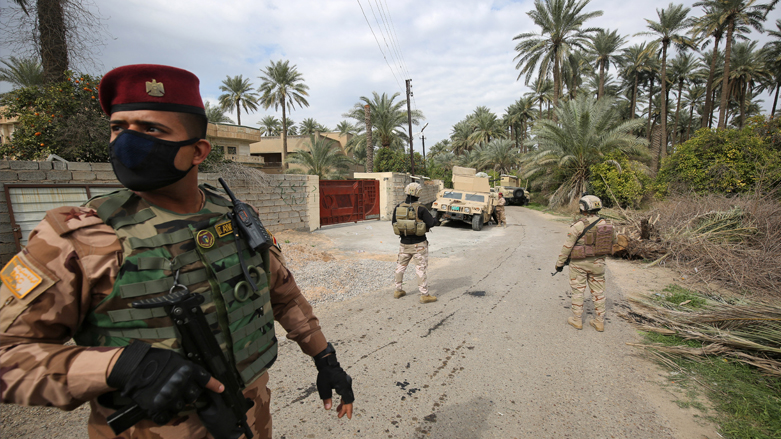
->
[392, 182, 440, 303]
[554, 195, 614, 332]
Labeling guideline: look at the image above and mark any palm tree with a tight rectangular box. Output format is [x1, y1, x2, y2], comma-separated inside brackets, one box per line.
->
[690, 3, 734, 128]
[468, 108, 505, 145]
[204, 101, 234, 124]
[669, 52, 702, 146]
[522, 95, 648, 207]
[335, 120, 359, 136]
[343, 91, 423, 150]
[0, 56, 44, 88]
[588, 29, 627, 99]
[726, 41, 770, 127]
[525, 76, 554, 119]
[561, 50, 594, 99]
[637, 2, 695, 167]
[477, 139, 522, 174]
[285, 118, 298, 136]
[761, 19, 781, 117]
[258, 115, 281, 136]
[618, 42, 659, 119]
[513, 0, 603, 110]
[258, 60, 310, 168]
[696, 0, 767, 128]
[286, 135, 351, 179]
[449, 120, 474, 155]
[684, 83, 706, 139]
[299, 118, 325, 135]
[218, 75, 259, 126]
[11, 0, 68, 83]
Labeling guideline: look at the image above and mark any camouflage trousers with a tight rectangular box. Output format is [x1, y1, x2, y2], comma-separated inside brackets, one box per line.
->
[494, 206, 506, 225]
[395, 241, 429, 295]
[568, 257, 606, 322]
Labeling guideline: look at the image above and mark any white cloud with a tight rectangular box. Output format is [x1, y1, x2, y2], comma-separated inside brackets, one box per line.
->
[1, 0, 779, 149]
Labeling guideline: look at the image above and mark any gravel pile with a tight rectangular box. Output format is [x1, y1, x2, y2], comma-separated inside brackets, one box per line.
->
[291, 258, 396, 304]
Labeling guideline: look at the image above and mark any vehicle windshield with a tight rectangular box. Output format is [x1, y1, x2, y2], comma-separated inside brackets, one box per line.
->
[441, 191, 463, 200]
[465, 194, 485, 202]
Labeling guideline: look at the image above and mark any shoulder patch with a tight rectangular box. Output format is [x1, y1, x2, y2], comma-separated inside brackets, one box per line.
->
[1, 255, 42, 299]
[269, 244, 287, 268]
[45, 206, 106, 236]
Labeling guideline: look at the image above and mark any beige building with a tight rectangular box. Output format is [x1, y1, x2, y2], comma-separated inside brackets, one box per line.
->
[206, 122, 264, 169]
[250, 132, 364, 175]
[0, 113, 18, 145]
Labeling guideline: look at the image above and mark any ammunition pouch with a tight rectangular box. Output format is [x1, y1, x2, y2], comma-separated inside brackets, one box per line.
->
[569, 218, 614, 260]
[393, 203, 426, 237]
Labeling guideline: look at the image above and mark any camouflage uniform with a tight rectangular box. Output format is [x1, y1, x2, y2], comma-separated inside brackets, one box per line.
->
[556, 215, 608, 322]
[392, 200, 438, 296]
[495, 197, 506, 226]
[0, 189, 327, 439]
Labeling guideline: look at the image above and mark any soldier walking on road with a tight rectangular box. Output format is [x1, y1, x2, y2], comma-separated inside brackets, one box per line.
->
[392, 182, 440, 304]
[495, 193, 507, 227]
[554, 195, 614, 332]
[0, 64, 354, 439]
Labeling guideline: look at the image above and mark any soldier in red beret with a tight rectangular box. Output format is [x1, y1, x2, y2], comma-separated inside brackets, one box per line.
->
[0, 64, 354, 439]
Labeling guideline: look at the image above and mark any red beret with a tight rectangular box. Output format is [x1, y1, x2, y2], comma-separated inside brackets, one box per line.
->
[99, 64, 205, 116]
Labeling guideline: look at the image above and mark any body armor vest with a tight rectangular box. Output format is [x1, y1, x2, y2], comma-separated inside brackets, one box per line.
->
[570, 217, 614, 260]
[393, 202, 426, 236]
[73, 186, 276, 386]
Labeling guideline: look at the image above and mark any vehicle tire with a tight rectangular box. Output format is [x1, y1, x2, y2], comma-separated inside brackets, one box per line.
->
[471, 214, 483, 231]
[513, 188, 525, 199]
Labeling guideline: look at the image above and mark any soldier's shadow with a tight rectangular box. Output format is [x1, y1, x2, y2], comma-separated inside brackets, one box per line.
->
[414, 396, 494, 439]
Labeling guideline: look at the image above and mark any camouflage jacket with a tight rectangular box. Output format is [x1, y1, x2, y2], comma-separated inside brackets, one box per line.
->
[496, 198, 506, 208]
[0, 193, 327, 438]
[555, 215, 607, 268]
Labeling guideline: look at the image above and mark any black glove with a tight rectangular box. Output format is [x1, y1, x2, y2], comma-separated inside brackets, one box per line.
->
[107, 341, 212, 426]
[314, 343, 355, 404]
[555, 265, 563, 272]
[196, 390, 245, 439]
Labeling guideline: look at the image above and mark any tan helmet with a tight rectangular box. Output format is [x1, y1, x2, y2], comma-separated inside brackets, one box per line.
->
[405, 182, 423, 197]
[579, 195, 602, 212]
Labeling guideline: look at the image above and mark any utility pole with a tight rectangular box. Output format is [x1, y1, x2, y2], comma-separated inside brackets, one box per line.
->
[420, 122, 428, 173]
[364, 104, 373, 172]
[406, 78, 414, 175]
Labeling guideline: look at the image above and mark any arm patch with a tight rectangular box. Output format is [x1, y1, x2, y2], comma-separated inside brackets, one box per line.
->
[1, 252, 59, 332]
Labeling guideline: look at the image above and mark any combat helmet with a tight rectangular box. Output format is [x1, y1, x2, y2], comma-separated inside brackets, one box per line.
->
[405, 182, 423, 197]
[579, 195, 602, 212]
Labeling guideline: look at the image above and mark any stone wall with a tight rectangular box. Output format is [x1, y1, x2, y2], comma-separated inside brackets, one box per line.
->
[0, 160, 319, 264]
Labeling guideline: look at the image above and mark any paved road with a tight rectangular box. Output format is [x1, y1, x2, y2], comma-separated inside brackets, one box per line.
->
[269, 207, 685, 438]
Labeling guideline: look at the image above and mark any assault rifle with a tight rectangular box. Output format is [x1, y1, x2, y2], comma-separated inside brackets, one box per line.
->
[107, 288, 254, 438]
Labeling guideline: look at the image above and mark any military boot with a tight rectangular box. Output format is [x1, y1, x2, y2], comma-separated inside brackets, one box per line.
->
[419, 294, 438, 304]
[567, 316, 583, 330]
[589, 318, 604, 332]
[394, 290, 406, 299]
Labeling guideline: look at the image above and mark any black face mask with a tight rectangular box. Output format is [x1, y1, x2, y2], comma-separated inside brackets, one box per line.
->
[109, 129, 199, 192]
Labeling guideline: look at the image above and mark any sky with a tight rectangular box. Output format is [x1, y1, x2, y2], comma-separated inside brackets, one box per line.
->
[1, 0, 779, 153]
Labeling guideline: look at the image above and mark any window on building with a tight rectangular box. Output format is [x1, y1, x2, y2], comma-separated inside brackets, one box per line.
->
[227, 146, 237, 155]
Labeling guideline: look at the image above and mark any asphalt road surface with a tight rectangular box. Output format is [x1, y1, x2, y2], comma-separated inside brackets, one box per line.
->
[269, 207, 708, 439]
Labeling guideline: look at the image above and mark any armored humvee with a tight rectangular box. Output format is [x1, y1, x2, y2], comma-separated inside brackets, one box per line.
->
[431, 166, 497, 231]
[492, 175, 530, 206]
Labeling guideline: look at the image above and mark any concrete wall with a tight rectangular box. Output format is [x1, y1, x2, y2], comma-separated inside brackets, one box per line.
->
[0, 160, 319, 264]
[354, 172, 443, 221]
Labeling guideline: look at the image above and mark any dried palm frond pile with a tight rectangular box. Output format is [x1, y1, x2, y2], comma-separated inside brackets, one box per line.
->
[607, 191, 781, 298]
[622, 296, 781, 376]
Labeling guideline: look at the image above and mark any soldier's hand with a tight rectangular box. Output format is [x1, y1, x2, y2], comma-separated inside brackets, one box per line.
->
[555, 265, 563, 273]
[314, 343, 355, 420]
[107, 341, 222, 425]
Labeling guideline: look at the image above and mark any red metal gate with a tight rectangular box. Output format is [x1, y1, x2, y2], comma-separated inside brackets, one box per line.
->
[319, 180, 379, 226]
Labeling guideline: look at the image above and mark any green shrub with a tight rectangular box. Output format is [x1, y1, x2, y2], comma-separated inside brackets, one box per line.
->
[655, 117, 781, 195]
[0, 71, 108, 162]
[589, 152, 649, 208]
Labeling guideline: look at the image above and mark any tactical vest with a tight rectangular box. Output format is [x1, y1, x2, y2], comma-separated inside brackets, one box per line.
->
[393, 202, 426, 237]
[73, 186, 277, 387]
[570, 217, 614, 259]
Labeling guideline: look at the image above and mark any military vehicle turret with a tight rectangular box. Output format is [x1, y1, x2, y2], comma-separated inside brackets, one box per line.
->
[431, 166, 497, 231]
[491, 175, 530, 206]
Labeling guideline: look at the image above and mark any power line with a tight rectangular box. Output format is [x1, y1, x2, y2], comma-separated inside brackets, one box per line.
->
[376, 0, 418, 113]
[366, 0, 406, 88]
[375, 0, 408, 80]
[356, 0, 404, 93]
[382, 0, 412, 81]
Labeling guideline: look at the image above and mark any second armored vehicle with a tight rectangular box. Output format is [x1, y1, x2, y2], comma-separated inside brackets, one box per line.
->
[431, 166, 497, 231]
[492, 175, 530, 206]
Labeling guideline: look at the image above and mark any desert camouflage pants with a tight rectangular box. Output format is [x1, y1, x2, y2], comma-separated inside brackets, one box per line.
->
[395, 241, 429, 295]
[568, 257, 606, 322]
[494, 206, 506, 225]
